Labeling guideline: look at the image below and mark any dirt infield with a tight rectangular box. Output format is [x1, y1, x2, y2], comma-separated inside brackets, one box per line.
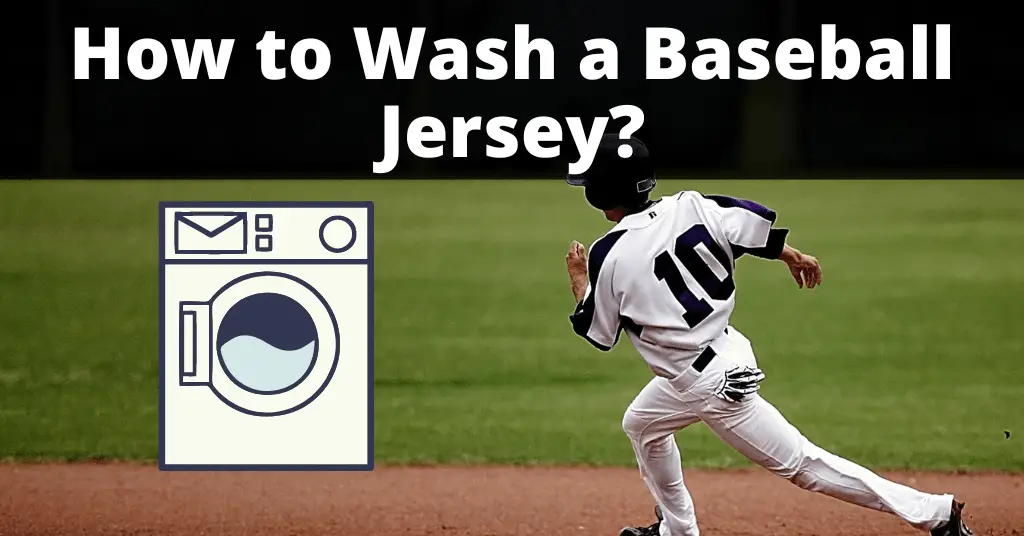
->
[1, 464, 1021, 536]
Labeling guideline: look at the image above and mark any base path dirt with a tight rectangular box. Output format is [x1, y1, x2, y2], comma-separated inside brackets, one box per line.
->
[1, 464, 1021, 536]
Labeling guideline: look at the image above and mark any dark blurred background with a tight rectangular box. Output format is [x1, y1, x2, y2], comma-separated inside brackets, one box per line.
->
[7, 0, 1021, 177]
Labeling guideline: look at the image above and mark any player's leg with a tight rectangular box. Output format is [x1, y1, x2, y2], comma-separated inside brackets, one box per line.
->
[622, 376, 702, 536]
[702, 392, 954, 531]
[686, 330, 954, 532]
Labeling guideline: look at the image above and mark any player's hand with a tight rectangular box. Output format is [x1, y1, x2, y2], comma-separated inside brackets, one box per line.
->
[713, 365, 766, 403]
[566, 240, 588, 301]
[566, 240, 588, 276]
[780, 245, 822, 289]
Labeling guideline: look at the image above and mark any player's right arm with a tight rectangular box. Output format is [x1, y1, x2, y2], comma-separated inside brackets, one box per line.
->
[566, 231, 628, 351]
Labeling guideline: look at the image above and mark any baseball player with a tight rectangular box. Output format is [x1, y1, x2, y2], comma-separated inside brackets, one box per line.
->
[564, 135, 974, 536]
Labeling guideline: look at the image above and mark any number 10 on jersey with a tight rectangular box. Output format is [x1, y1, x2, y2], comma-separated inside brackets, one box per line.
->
[653, 224, 735, 328]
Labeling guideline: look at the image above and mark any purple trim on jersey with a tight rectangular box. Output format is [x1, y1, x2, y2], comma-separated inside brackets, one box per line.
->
[620, 316, 643, 336]
[731, 228, 789, 260]
[582, 331, 613, 351]
[612, 315, 643, 346]
[703, 194, 777, 223]
[570, 298, 613, 351]
[569, 229, 628, 351]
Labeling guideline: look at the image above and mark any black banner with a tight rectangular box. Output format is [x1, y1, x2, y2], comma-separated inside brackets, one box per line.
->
[9, 0, 1021, 177]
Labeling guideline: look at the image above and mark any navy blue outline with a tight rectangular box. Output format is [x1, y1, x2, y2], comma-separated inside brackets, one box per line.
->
[163, 259, 367, 265]
[366, 202, 374, 471]
[159, 207, 166, 470]
[200, 271, 338, 416]
[158, 201, 374, 472]
[255, 214, 273, 232]
[318, 216, 358, 254]
[178, 301, 212, 387]
[174, 212, 249, 255]
[214, 285, 324, 398]
[180, 310, 197, 378]
[255, 234, 273, 252]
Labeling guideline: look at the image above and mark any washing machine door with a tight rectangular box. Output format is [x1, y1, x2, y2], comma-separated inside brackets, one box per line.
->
[179, 271, 340, 416]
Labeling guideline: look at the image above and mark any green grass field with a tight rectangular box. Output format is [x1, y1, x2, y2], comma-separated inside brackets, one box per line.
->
[1, 179, 1022, 470]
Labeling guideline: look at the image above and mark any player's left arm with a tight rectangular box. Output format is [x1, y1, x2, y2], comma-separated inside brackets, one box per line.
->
[700, 194, 819, 289]
[700, 194, 788, 259]
[700, 193, 821, 288]
[565, 234, 624, 351]
[778, 243, 823, 289]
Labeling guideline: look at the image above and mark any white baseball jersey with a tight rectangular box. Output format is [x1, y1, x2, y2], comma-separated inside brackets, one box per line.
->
[569, 190, 789, 378]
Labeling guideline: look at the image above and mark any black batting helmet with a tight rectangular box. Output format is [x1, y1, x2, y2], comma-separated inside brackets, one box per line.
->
[565, 134, 656, 210]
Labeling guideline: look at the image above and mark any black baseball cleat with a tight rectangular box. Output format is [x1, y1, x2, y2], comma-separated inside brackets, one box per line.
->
[931, 500, 974, 536]
[618, 506, 663, 536]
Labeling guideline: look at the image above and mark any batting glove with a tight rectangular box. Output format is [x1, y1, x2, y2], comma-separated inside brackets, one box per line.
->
[713, 365, 765, 403]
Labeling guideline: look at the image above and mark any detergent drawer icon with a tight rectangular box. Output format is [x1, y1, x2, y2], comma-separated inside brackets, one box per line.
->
[159, 201, 373, 471]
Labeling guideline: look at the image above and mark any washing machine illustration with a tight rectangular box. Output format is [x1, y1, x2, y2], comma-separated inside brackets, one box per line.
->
[159, 201, 373, 470]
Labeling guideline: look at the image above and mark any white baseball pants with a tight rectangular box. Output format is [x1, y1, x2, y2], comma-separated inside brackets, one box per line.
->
[623, 327, 953, 536]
